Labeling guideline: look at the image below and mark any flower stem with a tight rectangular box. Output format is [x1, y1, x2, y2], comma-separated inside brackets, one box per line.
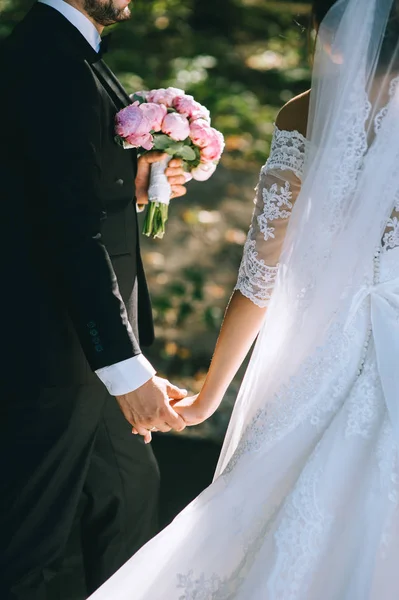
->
[143, 202, 169, 239]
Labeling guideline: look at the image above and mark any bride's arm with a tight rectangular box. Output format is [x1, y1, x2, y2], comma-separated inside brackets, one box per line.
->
[174, 164, 303, 424]
[185, 290, 267, 420]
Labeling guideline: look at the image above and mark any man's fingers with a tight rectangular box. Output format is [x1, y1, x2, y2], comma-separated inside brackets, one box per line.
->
[165, 166, 185, 177]
[134, 424, 149, 436]
[171, 185, 187, 199]
[164, 405, 187, 432]
[134, 424, 153, 444]
[167, 382, 188, 400]
[152, 422, 172, 433]
[167, 175, 187, 186]
[142, 151, 168, 164]
[168, 158, 183, 168]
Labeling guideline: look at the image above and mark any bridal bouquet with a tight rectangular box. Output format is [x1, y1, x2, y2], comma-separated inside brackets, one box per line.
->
[114, 87, 224, 239]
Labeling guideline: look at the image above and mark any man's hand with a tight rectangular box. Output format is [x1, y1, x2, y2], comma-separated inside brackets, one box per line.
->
[135, 152, 188, 208]
[115, 376, 187, 444]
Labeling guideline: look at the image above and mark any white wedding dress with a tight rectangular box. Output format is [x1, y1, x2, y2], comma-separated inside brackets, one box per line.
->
[89, 126, 399, 600]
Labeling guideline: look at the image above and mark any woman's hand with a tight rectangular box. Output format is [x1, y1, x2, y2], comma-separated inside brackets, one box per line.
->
[172, 393, 218, 427]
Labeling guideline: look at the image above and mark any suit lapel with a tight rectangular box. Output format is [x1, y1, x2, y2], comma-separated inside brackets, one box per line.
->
[90, 60, 131, 109]
[90, 60, 138, 174]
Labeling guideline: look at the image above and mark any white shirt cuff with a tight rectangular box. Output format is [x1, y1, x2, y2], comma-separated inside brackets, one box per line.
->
[95, 354, 156, 396]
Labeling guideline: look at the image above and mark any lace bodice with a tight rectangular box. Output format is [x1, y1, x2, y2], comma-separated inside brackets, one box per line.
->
[235, 126, 399, 307]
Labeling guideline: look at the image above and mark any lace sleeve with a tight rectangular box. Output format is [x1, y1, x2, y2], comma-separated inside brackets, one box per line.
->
[235, 128, 305, 308]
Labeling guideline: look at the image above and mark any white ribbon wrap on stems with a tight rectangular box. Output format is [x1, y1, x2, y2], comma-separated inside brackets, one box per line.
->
[148, 156, 172, 205]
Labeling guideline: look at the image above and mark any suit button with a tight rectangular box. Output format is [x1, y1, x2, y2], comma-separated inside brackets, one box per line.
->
[115, 178, 124, 186]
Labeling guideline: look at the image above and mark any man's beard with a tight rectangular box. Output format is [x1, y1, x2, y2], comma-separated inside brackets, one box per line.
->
[83, 0, 131, 26]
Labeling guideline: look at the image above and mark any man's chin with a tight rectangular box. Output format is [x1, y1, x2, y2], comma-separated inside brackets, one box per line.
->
[101, 7, 131, 25]
[115, 6, 131, 22]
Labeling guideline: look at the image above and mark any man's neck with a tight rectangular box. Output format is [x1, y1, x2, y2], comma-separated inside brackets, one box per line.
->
[62, 0, 104, 34]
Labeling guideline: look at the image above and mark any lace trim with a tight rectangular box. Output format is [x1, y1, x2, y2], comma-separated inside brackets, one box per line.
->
[234, 235, 278, 308]
[374, 76, 399, 135]
[235, 128, 303, 307]
[258, 180, 293, 241]
[382, 216, 399, 252]
[264, 126, 306, 179]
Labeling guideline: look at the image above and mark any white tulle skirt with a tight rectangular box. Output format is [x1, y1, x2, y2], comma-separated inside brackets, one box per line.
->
[89, 248, 399, 600]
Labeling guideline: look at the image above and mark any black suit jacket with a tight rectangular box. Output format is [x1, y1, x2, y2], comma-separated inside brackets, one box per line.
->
[0, 2, 154, 388]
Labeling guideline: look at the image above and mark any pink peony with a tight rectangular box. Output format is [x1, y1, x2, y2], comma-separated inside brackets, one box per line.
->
[115, 104, 154, 150]
[191, 162, 217, 181]
[161, 112, 190, 141]
[138, 102, 167, 132]
[147, 87, 185, 107]
[173, 94, 210, 122]
[200, 128, 225, 162]
[115, 104, 152, 138]
[125, 132, 154, 151]
[189, 119, 214, 148]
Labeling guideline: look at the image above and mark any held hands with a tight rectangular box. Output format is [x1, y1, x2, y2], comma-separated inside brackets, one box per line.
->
[171, 393, 218, 427]
[115, 376, 187, 444]
[135, 152, 188, 208]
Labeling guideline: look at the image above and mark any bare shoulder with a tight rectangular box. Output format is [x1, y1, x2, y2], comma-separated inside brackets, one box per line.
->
[275, 90, 311, 137]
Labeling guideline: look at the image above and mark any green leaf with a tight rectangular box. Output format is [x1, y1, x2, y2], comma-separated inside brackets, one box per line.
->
[114, 135, 124, 148]
[171, 142, 185, 153]
[131, 93, 147, 105]
[152, 134, 173, 150]
[176, 145, 197, 161]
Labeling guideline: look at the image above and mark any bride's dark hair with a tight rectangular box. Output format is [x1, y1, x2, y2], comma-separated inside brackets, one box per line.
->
[311, 0, 337, 28]
[311, 0, 399, 68]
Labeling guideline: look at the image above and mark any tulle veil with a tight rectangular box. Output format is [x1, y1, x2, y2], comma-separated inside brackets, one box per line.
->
[215, 0, 399, 477]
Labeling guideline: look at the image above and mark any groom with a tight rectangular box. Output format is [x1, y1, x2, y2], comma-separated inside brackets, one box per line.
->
[0, 0, 189, 598]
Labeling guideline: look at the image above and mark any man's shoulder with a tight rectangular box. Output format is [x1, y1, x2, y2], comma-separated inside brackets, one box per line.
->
[275, 90, 311, 137]
[3, 26, 97, 95]
[2, 4, 96, 77]
[2, 14, 62, 73]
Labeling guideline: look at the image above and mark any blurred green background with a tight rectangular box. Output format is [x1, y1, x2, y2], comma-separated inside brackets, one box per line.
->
[0, 0, 312, 441]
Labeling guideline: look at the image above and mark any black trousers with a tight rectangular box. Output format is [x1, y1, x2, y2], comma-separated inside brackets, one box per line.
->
[0, 382, 160, 599]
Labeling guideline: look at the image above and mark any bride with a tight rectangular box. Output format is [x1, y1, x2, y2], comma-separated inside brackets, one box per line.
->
[89, 0, 399, 598]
